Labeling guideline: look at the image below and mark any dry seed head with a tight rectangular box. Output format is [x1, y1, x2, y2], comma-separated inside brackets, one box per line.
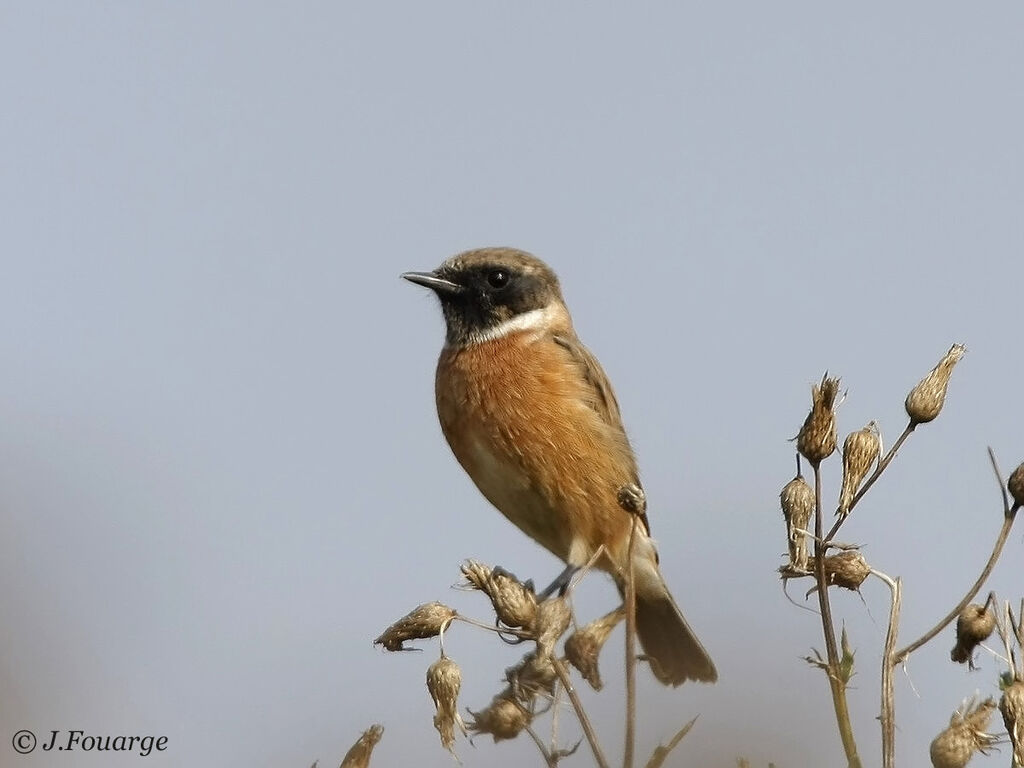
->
[1008, 462, 1024, 510]
[534, 596, 572, 655]
[374, 602, 457, 651]
[906, 343, 966, 425]
[821, 550, 871, 591]
[467, 691, 531, 742]
[426, 656, 465, 754]
[505, 651, 558, 703]
[838, 421, 881, 516]
[461, 561, 538, 631]
[929, 697, 998, 768]
[340, 724, 385, 768]
[565, 606, 626, 691]
[797, 374, 841, 464]
[780, 474, 814, 571]
[1001, 679, 1024, 767]
[950, 603, 996, 666]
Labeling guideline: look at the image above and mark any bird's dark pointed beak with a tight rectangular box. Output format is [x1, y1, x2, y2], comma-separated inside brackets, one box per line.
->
[401, 271, 464, 296]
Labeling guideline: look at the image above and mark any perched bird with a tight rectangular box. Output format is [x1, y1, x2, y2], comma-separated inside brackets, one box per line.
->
[402, 247, 717, 686]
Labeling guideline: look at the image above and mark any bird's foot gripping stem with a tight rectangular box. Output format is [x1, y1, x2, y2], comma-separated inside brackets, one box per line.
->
[537, 563, 580, 600]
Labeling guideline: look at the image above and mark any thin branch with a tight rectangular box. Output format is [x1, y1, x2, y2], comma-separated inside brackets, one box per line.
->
[893, 449, 1019, 665]
[872, 569, 901, 768]
[550, 657, 611, 768]
[825, 422, 916, 544]
[525, 725, 559, 768]
[623, 515, 639, 768]
[812, 461, 863, 768]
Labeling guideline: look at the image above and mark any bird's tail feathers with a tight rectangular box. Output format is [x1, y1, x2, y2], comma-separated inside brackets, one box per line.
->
[621, 573, 717, 687]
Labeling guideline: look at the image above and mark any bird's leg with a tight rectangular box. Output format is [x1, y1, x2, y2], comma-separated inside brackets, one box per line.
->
[537, 563, 580, 600]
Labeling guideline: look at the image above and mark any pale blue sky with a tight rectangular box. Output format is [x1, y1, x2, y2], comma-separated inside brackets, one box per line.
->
[2, 4, 1023, 766]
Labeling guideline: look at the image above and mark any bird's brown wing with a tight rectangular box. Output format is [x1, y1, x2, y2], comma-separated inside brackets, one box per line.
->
[551, 333, 650, 534]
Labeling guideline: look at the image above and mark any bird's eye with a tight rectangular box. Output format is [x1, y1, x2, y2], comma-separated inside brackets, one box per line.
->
[486, 269, 510, 289]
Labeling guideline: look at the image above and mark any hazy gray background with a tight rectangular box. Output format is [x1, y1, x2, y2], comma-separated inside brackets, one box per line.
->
[2, 4, 1022, 766]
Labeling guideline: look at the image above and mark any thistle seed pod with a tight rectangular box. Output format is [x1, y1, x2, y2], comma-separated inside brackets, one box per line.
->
[534, 596, 572, 655]
[797, 374, 841, 464]
[461, 561, 538, 632]
[1001, 679, 1024, 767]
[565, 606, 626, 691]
[467, 691, 531, 742]
[426, 656, 465, 754]
[374, 602, 457, 651]
[822, 550, 871, 591]
[929, 697, 998, 768]
[950, 603, 995, 666]
[340, 724, 384, 768]
[617, 483, 647, 516]
[780, 474, 814, 571]
[1008, 462, 1024, 510]
[906, 344, 966, 425]
[505, 650, 558, 702]
[838, 421, 881, 516]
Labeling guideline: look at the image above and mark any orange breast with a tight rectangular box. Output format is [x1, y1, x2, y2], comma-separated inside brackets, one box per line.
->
[434, 331, 638, 566]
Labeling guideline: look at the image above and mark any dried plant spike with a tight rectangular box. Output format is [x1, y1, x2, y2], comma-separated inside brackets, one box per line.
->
[374, 602, 457, 652]
[461, 560, 538, 632]
[565, 606, 626, 690]
[534, 596, 572, 655]
[1001, 679, 1024, 767]
[906, 343, 966, 425]
[1008, 462, 1024, 510]
[929, 697, 998, 768]
[505, 651, 558, 702]
[950, 603, 996, 666]
[340, 724, 384, 768]
[821, 550, 871, 591]
[467, 691, 532, 742]
[427, 656, 465, 754]
[838, 421, 881, 517]
[780, 473, 814, 571]
[796, 373, 841, 464]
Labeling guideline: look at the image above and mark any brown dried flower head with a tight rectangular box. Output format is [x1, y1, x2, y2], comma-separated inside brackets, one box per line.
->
[797, 374, 841, 464]
[821, 550, 871, 591]
[426, 656, 465, 754]
[1001, 678, 1024, 768]
[838, 421, 881, 516]
[1008, 462, 1024, 511]
[534, 596, 572, 655]
[340, 724, 385, 768]
[467, 691, 532, 742]
[374, 602, 457, 652]
[565, 606, 626, 691]
[950, 603, 996, 666]
[505, 650, 558, 703]
[906, 343, 966, 425]
[780, 473, 814, 571]
[461, 561, 538, 632]
[929, 697, 998, 768]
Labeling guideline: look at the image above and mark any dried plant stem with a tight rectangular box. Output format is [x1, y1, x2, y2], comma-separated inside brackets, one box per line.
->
[525, 725, 559, 768]
[893, 509, 1016, 665]
[812, 462, 863, 768]
[825, 422, 916, 544]
[873, 569, 901, 768]
[891, 448, 1018, 666]
[550, 656, 611, 768]
[623, 516, 639, 768]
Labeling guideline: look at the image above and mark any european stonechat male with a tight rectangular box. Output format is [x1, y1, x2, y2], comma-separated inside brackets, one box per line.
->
[402, 247, 717, 686]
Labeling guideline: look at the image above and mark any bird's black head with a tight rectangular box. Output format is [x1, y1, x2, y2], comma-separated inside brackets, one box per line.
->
[402, 247, 565, 346]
